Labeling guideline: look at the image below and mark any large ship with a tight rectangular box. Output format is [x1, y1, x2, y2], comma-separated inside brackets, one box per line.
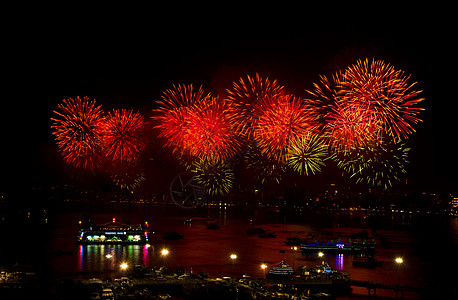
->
[77, 217, 150, 244]
[300, 240, 375, 253]
[266, 261, 294, 279]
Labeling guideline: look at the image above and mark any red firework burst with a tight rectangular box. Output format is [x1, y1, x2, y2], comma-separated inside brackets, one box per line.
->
[226, 73, 285, 137]
[101, 109, 147, 163]
[51, 96, 105, 169]
[252, 94, 314, 161]
[338, 59, 424, 140]
[153, 84, 213, 155]
[186, 97, 241, 162]
[326, 101, 381, 152]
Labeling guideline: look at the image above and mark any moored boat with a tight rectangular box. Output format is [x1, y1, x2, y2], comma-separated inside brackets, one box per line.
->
[266, 261, 294, 279]
[77, 217, 150, 244]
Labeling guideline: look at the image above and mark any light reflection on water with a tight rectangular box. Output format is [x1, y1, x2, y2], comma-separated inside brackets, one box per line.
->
[3, 206, 456, 299]
[78, 244, 154, 275]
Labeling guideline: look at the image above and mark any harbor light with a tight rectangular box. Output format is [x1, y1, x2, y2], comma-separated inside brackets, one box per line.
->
[230, 253, 237, 260]
[161, 249, 169, 256]
[120, 262, 128, 270]
[395, 257, 403, 264]
[318, 252, 324, 258]
[261, 264, 267, 270]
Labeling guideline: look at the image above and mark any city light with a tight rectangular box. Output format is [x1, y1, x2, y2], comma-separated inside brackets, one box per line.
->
[161, 249, 169, 256]
[230, 253, 237, 260]
[395, 257, 404, 264]
[120, 262, 128, 270]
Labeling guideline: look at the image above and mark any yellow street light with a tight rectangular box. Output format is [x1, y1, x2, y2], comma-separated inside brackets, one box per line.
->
[395, 257, 403, 264]
[318, 252, 324, 258]
[230, 253, 237, 260]
[161, 249, 169, 256]
[120, 262, 128, 270]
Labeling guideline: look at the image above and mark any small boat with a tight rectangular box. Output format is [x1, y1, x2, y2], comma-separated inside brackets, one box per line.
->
[162, 232, 184, 240]
[352, 254, 383, 268]
[259, 231, 277, 238]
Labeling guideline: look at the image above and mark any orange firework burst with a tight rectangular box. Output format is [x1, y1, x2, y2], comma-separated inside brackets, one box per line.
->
[51, 96, 105, 170]
[326, 101, 381, 152]
[338, 58, 424, 140]
[252, 94, 314, 161]
[153, 84, 241, 163]
[186, 97, 242, 163]
[153, 84, 213, 155]
[226, 73, 285, 137]
[102, 109, 147, 163]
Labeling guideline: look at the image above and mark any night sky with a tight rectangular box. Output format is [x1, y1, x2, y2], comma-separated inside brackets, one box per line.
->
[3, 12, 456, 194]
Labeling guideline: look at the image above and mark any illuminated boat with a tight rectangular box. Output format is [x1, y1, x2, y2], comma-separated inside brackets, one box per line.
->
[76, 218, 150, 244]
[300, 240, 375, 253]
[266, 261, 294, 279]
[352, 254, 383, 267]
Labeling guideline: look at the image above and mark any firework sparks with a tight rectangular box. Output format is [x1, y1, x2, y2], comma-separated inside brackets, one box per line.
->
[287, 132, 328, 175]
[251, 94, 314, 161]
[325, 101, 381, 152]
[245, 145, 286, 185]
[102, 109, 147, 163]
[153, 84, 213, 155]
[333, 138, 410, 189]
[186, 97, 242, 163]
[339, 58, 424, 140]
[51, 96, 105, 169]
[226, 73, 285, 137]
[110, 161, 146, 191]
[191, 159, 234, 196]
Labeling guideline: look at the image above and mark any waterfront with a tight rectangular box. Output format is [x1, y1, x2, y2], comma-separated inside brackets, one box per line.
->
[1, 205, 458, 298]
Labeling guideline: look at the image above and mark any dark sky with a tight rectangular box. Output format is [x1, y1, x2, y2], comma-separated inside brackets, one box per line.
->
[3, 13, 457, 194]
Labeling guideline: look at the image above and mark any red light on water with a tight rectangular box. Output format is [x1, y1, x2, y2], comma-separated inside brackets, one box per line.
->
[78, 220, 82, 225]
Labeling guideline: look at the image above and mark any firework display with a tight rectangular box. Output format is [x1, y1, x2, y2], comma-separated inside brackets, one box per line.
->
[191, 159, 234, 196]
[226, 73, 285, 137]
[52, 58, 425, 194]
[51, 96, 105, 170]
[287, 133, 328, 176]
[251, 94, 314, 162]
[338, 59, 424, 140]
[153, 84, 213, 154]
[102, 109, 147, 163]
[332, 138, 410, 189]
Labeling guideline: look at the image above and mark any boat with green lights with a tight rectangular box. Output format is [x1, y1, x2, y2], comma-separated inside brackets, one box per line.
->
[76, 218, 150, 244]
